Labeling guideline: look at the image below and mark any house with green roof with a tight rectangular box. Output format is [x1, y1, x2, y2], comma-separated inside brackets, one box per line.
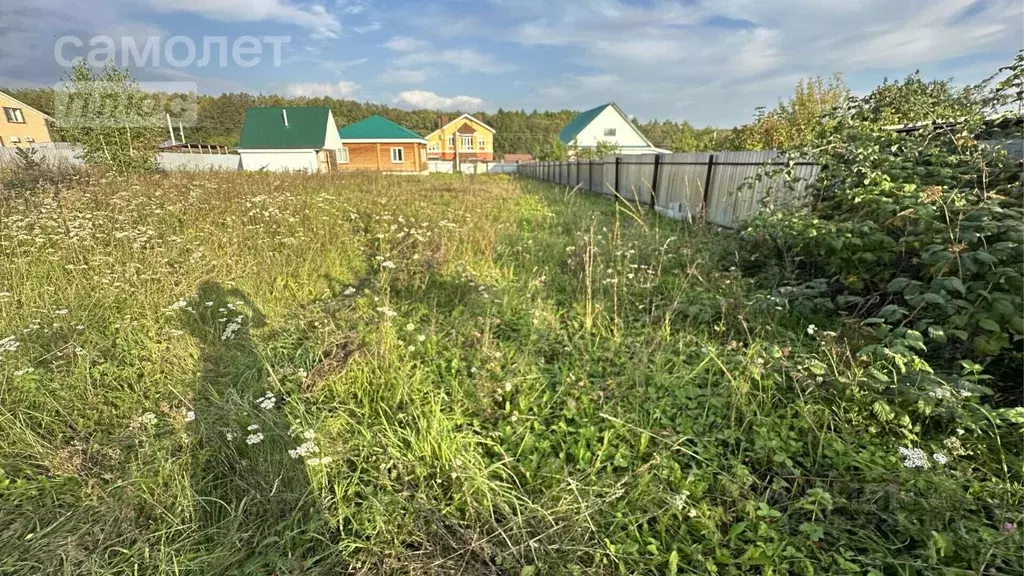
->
[336, 115, 428, 172]
[236, 106, 345, 172]
[559, 103, 669, 157]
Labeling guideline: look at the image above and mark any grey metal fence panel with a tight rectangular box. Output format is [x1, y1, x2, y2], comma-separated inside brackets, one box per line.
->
[157, 153, 241, 171]
[0, 145, 83, 168]
[658, 152, 711, 220]
[619, 154, 655, 205]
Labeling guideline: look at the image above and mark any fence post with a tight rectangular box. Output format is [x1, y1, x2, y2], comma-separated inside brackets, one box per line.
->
[649, 154, 661, 209]
[576, 157, 581, 187]
[701, 154, 716, 222]
[614, 156, 621, 196]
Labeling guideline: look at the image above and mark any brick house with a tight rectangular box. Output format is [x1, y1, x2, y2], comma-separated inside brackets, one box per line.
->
[337, 115, 428, 173]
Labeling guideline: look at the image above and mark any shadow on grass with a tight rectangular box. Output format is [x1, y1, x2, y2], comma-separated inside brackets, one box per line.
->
[179, 280, 340, 574]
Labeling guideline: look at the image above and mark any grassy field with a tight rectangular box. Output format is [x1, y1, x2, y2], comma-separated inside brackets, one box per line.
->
[0, 172, 1020, 575]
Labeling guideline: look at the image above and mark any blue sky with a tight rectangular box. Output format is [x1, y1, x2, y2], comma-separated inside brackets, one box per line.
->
[1, 0, 1021, 126]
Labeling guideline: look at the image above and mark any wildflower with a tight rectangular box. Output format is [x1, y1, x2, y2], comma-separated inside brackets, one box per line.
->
[944, 437, 967, 456]
[288, 440, 319, 459]
[302, 430, 315, 440]
[221, 315, 245, 341]
[245, 432, 264, 445]
[898, 447, 930, 469]
[134, 412, 158, 427]
[1002, 522, 1015, 534]
[405, 323, 415, 331]
[375, 306, 397, 318]
[53, 309, 70, 315]
[343, 286, 356, 296]
[256, 392, 277, 410]
[0, 336, 20, 355]
[247, 424, 260, 431]
[183, 410, 196, 422]
[381, 261, 396, 269]
[931, 452, 948, 465]
[165, 299, 188, 312]
[806, 324, 817, 335]
[417, 334, 426, 342]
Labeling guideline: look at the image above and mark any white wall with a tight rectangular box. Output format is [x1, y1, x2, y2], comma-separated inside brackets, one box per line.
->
[572, 106, 650, 149]
[158, 153, 240, 171]
[239, 150, 318, 172]
[323, 111, 343, 150]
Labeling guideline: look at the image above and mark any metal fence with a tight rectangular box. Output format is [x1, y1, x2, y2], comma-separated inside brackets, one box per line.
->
[520, 151, 821, 228]
[427, 161, 521, 174]
[0, 144, 83, 168]
[157, 152, 241, 171]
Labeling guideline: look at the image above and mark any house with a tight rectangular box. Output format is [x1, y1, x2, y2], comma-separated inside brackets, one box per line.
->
[425, 114, 495, 163]
[0, 90, 54, 148]
[559, 102, 669, 156]
[500, 153, 534, 163]
[885, 113, 1024, 158]
[337, 115, 428, 173]
[236, 106, 343, 172]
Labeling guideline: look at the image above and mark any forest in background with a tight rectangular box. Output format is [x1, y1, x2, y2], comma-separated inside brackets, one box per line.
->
[2, 72, 968, 158]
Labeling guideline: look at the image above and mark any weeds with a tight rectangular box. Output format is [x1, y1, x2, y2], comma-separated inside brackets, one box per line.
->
[0, 172, 1020, 575]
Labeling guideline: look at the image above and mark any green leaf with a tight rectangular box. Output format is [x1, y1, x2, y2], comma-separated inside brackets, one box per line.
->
[978, 319, 1000, 332]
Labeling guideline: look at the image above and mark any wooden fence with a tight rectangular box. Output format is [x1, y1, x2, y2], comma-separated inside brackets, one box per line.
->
[520, 151, 821, 228]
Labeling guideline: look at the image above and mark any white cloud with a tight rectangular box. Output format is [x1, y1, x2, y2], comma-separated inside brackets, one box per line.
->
[379, 69, 429, 83]
[139, 0, 343, 38]
[286, 80, 359, 98]
[395, 48, 512, 74]
[384, 36, 431, 52]
[396, 90, 484, 110]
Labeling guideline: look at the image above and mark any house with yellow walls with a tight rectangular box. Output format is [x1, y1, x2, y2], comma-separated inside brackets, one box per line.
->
[0, 91, 54, 148]
[424, 114, 495, 163]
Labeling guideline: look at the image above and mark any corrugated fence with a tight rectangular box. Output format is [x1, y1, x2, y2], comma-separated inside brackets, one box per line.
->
[520, 151, 821, 228]
[0, 144, 242, 172]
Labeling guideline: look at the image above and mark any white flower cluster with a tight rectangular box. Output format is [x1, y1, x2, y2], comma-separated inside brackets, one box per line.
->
[256, 391, 277, 410]
[288, 440, 319, 459]
[899, 447, 950, 468]
[245, 432, 264, 445]
[13, 367, 34, 376]
[806, 324, 817, 335]
[221, 315, 245, 341]
[184, 410, 196, 422]
[376, 306, 397, 318]
[898, 447, 929, 468]
[343, 286, 356, 296]
[134, 412, 158, 427]
[0, 335, 20, 356]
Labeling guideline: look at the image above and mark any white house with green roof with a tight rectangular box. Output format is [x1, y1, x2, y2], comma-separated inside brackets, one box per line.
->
[236, 106, 344, 172]
[559, 103, 669, 157]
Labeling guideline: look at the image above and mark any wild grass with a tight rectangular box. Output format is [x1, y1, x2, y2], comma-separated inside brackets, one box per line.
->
[0, 172, 1020, 575]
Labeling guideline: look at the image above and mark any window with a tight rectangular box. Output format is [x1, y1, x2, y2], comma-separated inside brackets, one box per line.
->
[447, 135, 454, 147]
[4, 107, 25, 123]
[390, 147, 404, 163]
[9, 136, 20, 143]
[428, 143, 440, 152]
[478, 137, 486, 150]
[603, 128, 617, 137]
[460, 135, 472, 150]
[336, 147, 349, 164]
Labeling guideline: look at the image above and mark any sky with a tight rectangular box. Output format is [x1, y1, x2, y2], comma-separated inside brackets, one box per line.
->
[1, 0, 1021, 126]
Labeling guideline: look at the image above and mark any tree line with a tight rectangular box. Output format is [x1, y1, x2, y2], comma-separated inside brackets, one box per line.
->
[4, 68, 974, 159]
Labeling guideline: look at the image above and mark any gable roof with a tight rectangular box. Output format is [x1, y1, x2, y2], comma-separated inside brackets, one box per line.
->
[338, 115, 426, 142]
[425, 114, 495, 138]
[558, 102, 655, 148]
[0, 90, 55, 121]
[237, 106, 330, 149]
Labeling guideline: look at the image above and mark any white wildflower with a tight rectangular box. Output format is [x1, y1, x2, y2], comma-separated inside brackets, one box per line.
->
[0, 336, 20, 355]
[405, 323, 415, 331]
[13, 367, 34, 376]
[221, 315, 245, 341]
[135, 412, 158, 427]
[165, 299, 188, 312]
[53, 309, 70, 315]
[806, 324, 817, 335]
[245, 432, 264, 445]
[302, 430, 316, 440]
[247, 424, 260, 431]
[256, 392, 277, 410]
[381, 261, 396, 269]
[184, 410, 196, 422]
[288, 440, 320, 459]
[932, 452, 948, 465]
[417, 334, 426, 342]
[343, 286, 356, 296]
[898, 447, 930, 469]
[225, 432, 236, 441]
[375, 306, 397, 318]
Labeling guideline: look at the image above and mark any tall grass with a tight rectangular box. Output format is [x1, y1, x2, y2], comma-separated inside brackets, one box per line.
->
[0, 172, 1020, 575]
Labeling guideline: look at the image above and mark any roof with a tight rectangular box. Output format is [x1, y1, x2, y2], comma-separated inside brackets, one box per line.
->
[425, 114, 496, 138]
[502, 153, 534, 162]
[237, 106, 330, 149]
[338, 115, 426, 142]
[558, 102, 655, 148]
[0, 90, 55, 121]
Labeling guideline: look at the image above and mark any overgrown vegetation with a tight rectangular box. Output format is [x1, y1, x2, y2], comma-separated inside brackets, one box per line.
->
[1, 168, 1020, 575]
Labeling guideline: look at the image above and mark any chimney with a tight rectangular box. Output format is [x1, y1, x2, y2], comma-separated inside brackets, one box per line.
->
[282, 109, 289, 127]
[440, 115, 449, 128]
